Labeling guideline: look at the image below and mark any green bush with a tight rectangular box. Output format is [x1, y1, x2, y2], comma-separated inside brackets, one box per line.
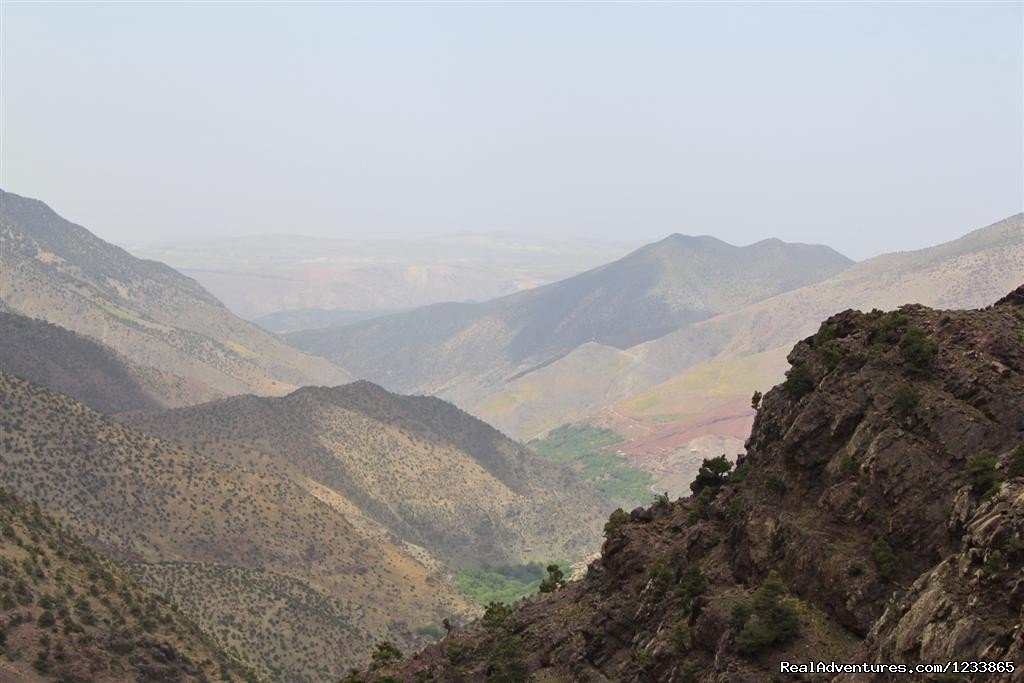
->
[690, 455, 733, 494]
[675, 566, 707, 609]
[444, 639, 466, 664]
[604, 508, 630, 538]
[892, 384, 921, 418]
[965, 450, 1000, 498]
[486, 636, 527, 682]
[537, 564, 564, 594]
[732, 571, 799, 654]
[646, 560, 674, 599]
[783, 364, 815, 399]
[873, 312, 909, 345]
[750, 390, 762, 410]
[370, 641, 402, 667]
[899, 327, 938, 373]
[870, 539, 897, 580]
[481, 602, 512, 633]
[817, 340, 846, 371]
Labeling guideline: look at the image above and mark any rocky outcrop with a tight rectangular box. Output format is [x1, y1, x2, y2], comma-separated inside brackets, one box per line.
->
[372, 286, 1024, 682]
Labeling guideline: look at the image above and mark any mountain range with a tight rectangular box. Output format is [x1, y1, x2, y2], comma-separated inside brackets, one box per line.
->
[376, 286, 1024, 682]
[3, 186, 1022, 683]
[287, 234, 852, 416]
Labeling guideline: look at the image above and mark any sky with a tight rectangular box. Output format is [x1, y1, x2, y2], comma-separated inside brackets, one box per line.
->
[1, 2, 1021, 260]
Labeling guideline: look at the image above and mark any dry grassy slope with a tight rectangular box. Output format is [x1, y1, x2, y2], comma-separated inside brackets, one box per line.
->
[0, 311, 166, 414]
[381, 286, 1024, 683]
[287, 235, 851, 407]
[0, 372, 474, 682]
[126, 381, 608, 569]
[0, 189, 349, 407]
[0, 488, 256, 683]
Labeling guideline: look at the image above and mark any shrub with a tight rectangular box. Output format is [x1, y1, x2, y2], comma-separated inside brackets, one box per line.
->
[783, 364, 815, 399]
[444, 639, 466, 664]
[873, 312, 909, 345]
[646, 560, 674, 599]
[675, 566, 707, 608]
[965, 450, 1000, 498]
[690, 455, 733, 494]
[604, 508, 630, 537]
[686, 489, 715, 525]
[730, 460, 750, 484]
[732, 571, 799, 654]
[870, 539, 897, 580]
[481, 601, 512, 632]
[817, 340, 846, 371]
[899, 327, 938, 374]
[750, 391, 762, 410]
[537, 564, 564, 594]
[370, 641, 402, 668]
[1008, 444, 1024, 478]
[672, 620, 690, 655]
[766, 476, 787, 495]
[487, 636, 527, 682]
[892, 384, 921, 418]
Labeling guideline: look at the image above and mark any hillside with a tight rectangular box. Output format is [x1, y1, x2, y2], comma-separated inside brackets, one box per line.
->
[376, 286, 1024, 682]
[0, 372, 475, 681]
[0, 311, 169, 413]
[0, 189, 349, 406]
[125, 381, 608, 569]
[288, 234, 851, 409]
[479, 214, 1024, 496]
[0, 487, 255, 682]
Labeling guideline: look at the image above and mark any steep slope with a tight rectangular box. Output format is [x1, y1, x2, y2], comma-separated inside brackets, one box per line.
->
[0, 189, 349, 405]
[125, 382, 607, 569]
[288, 235, 851, 406]
[0, 310, 168, 413]
[0, 487, 256, 682]
[0, 372, 474, 681]
[376, 286, 1024, 682]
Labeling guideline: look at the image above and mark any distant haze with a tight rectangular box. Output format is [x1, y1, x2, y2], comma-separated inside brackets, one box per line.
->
[2, 2, 1021, 259]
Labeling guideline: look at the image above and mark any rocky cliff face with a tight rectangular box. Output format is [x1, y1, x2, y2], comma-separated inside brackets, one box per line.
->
[374, 286, 1024, 682]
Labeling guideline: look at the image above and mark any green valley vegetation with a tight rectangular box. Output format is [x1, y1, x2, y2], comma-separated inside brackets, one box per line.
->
[456, 562, 570, 606]
[529, 425, 654, 506]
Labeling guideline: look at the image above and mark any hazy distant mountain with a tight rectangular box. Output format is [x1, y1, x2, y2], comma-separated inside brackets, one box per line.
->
[0, 189, 350, 404]
[126, 381, 607, 570]
[287, 234, 852, 416]
[253, 306, 406, 333]
[129, 233, 636, 319]
[0, 371, 475, 681]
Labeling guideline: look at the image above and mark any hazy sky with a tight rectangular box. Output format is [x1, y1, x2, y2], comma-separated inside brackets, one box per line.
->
[2, 2, 1021, 260]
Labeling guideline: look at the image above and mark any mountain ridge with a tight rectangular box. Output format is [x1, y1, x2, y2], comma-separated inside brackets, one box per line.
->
[374, 285, 1024, 682]
[0, 188, 351, 407]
